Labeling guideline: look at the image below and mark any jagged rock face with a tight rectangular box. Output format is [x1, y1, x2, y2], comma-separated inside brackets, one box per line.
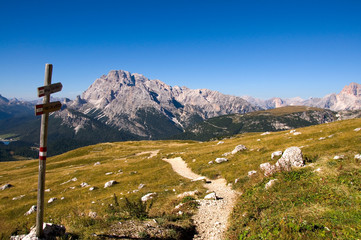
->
[62, 70, 258, 138]
[245, 82, 361, 111]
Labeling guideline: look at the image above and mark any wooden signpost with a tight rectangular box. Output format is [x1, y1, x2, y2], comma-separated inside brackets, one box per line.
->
[35, 64, 62, 238]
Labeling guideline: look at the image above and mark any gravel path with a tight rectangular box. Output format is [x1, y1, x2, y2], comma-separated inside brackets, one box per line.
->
[163, 157, 239, 240]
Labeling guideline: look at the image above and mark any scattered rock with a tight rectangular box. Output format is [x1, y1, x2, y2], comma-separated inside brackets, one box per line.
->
[177, 190, 199, 198]
[333, 155, 344, 160]
[94, 162, 101, 166]
[48, 197, 57, 204]
[105, 172, 113, 175]
[61, 197, 65, 200]
[260, 162, 276, 177]
[248, 170, 257, 176]
[204, 192, 218, 200]
[290, 130, 296, 133]
[231, 145, 247, 154]
[293, 132, 302, 135]
[11, 223, 66, 240]
[216, 141, 224, 145]
[13, 195, 26, 200]
[215, 158, 228, 163]
[104, 180, 117, 188]
[45, 189, 51, 192]
[275, 147, 304, 171]
[80, 182, 90, 187]
[261, 132, 270, 135]
[271, 151, 283, 159]
[60, 177, 78, 185]
[191, 176, 207, 182]
[319, 137, 326, 140]
[141, 192, 157, 202]
[1, 183, 13, 190]
[257, 139, 261, 141]
[314, 168, 322, 172]
[88, 211, 97, 218]
[354, 154, 361, 160]
[265, 179, 278, 189]
[234, 178, 239, 184]
[222, 152, 231, 157]
[354, 128, 361, 132]
[138, 184, 146, 189]
[208, 161, 214, 164]
[24, 205, 37, 216]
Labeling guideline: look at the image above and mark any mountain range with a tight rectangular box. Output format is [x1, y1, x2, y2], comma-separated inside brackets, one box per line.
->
[0, 70, 360, 158]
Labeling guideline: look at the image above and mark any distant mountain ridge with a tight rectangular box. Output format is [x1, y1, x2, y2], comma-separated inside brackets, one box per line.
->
[0, 70, 360, 159]
[58, 70, 258, 138]
[243, 82, 361, 111]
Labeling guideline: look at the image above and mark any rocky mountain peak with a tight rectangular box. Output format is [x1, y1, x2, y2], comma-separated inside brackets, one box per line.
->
[340, 82, 361, 97]
[0, 94, 9, 104]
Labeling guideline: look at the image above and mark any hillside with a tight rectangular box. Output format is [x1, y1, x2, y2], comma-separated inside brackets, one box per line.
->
[175, 106, 337, 141]
[1, 117, 360, 239]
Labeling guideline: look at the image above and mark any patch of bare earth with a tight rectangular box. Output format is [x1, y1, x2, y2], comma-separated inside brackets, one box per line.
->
[163, 157, 239, 240]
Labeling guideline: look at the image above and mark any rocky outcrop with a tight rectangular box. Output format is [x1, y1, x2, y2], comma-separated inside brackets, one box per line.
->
[260, 147, 304, 176]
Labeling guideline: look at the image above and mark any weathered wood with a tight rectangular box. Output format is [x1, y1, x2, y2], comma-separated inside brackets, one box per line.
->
[36, 63, 52, 238]
[35, 101, 62, 115]
[38, 82, 63, 97]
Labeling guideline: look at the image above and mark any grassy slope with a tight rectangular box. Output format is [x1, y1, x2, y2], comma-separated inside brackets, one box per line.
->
[0, 118, 361, 239]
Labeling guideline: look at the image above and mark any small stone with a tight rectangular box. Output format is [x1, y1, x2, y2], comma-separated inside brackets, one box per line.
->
[80, 182, 90, 187]
[216, 141, 224, 145]
[48, 197, 57, 203]
[0, 183, 13, 190]
[208, 161, 214, 164]
[319, 137, 326, 140]
[105, 172, 113, 175]
[12, 195, 25, 200]
[94, 162, 101, 166]
[191, 176, 207, 182]
[215, 158, 228, 163]
[333, 155, 344, 160]
[45, 189, 51, 192]
[88, 211, 97, 218]
[204, 192, 217, 200]
[138, 183, 146, 189]
[271, 151, 283, 159]
[248, 170, 257, 176]
[231, 145, 247, 154]
[104, 180, 117, 188]
[61, 197, 65, 200]
[261, 132, 270, 135]
[177, 190, 199, 198]
[141, 192, 157, 202]
[354, 128, 361, 132]
[293, 132, 301, 135]
[265, 179, 278, 189]
[260, 162, 276, 176]
[354, 154, 361, 160]
[24, 205, 37, 215]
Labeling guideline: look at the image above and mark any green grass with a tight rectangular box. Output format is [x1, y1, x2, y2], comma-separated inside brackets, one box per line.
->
[1, 118, 361, 239]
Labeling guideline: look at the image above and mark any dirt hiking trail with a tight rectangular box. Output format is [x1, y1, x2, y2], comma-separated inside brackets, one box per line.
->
[163, 157, 239, 240]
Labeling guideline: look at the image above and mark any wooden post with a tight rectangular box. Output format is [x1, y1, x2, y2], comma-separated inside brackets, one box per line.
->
[36, 63, 52, 237]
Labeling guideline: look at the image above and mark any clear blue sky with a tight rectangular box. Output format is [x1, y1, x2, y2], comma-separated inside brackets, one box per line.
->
[1, 0, 360, 100]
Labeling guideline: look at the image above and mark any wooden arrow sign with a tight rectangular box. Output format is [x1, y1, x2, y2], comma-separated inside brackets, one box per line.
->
[35, 101, 62, 116]
[37, 82, 63, 97]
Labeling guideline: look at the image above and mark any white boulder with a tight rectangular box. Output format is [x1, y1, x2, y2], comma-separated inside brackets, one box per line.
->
[354, 154, 361, 160]
[275, 147, 304, 171]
